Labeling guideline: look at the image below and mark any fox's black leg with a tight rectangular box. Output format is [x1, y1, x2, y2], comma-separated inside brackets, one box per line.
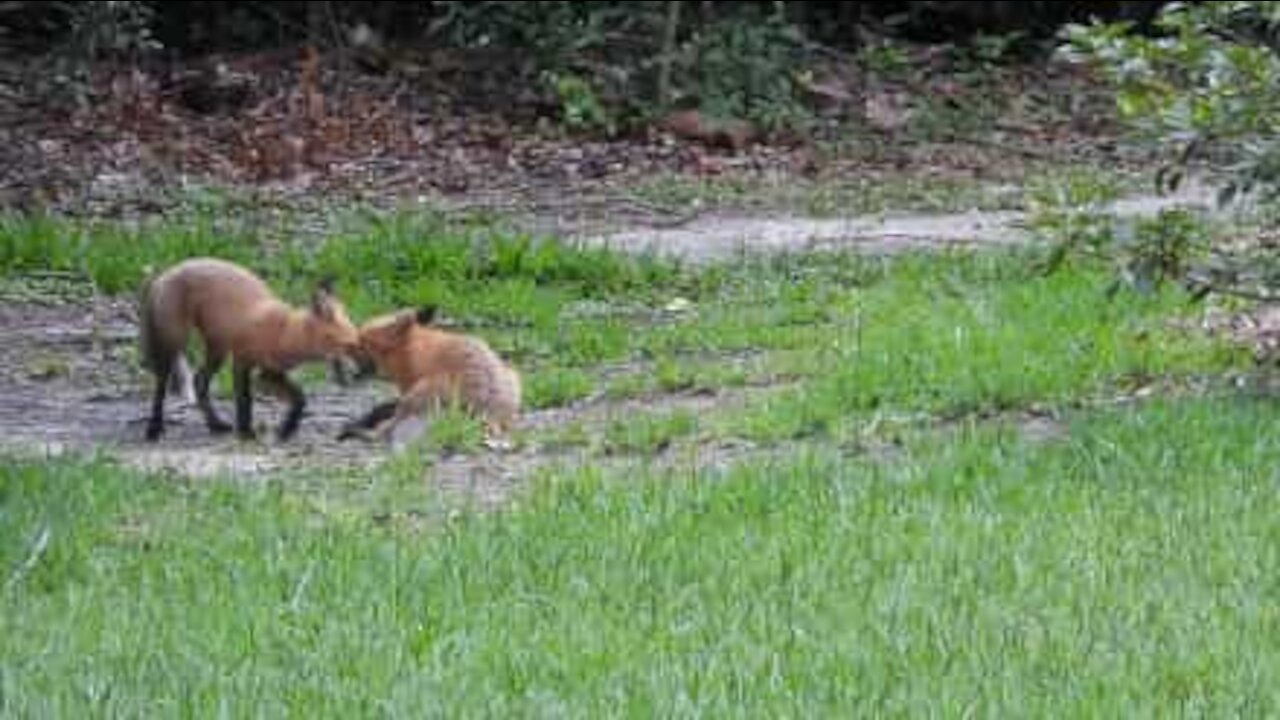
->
[233, 360, 256, 440]
[145, 357, 171, 441]
[195, 350, 231, 434]
[260, 370, 307, 441]
[337, 399, 399, 441]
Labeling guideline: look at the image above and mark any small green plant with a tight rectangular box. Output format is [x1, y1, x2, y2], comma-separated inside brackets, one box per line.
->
[25, 355, 72, 381]
[1035, 203, 1215, 298]
[603, 409, 698, 455]
[525, 368, 595, 409]
[969, 31, 1027, 67]
[429, 1, 619, 69]
[655, 357, 695, 393]
[605, 373, 650, 401]
[861, 38, 914, 79]
[1114, 209, 1213, 295]
[1026, 169, 1127, 273]
[1061, 2, 1280, 196]
[534, 420, 592, 452]
[423, 403, 488, 455]
[543, 71, 616, 136]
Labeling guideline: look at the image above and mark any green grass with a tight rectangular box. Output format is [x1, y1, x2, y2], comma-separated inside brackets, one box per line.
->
[0, 192, 1273, 715]
[709, 253, 1242, 444]
[603, 357, 754, 401]
[528, 247, 1239, 450]
[0, 211, 264, 294]
[4, 395, 1279, 715]
[602, 408, 699, 455]
[523, 368, 596, 410]
[0, 206, 693, 312]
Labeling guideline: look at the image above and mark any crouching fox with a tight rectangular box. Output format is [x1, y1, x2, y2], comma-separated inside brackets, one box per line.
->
[137, 257, 361, 442]
[338, 306, 521, 445]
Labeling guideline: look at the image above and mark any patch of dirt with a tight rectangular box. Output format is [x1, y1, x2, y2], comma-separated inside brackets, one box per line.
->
[0, 295, 394, 477]
[568, 180, 1222, 262]
[0, 292, 801, 509]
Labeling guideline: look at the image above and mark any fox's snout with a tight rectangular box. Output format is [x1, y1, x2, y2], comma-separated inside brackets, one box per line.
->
[330, 331, 380, 384]
[338, 330, 362, 354]
[324, 330, 364, 387]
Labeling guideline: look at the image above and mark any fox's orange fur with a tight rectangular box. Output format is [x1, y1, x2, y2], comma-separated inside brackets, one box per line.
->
[138, 257, 360, 442]
[338, 306, 521, 443]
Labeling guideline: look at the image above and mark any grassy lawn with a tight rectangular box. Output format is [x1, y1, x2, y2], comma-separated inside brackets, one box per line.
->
[3, 396, 1278, 716]
[0, 201, 1274, 716]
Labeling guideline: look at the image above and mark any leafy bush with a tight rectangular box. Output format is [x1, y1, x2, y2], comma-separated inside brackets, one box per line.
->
[428, 1, 814, 135]
[1052, 1, 1280, 300]
[675, 10, 812, 134]
[48, 1, 162, 105]
[429, 1, 626, 68]
[1060, 1, 1280, 202]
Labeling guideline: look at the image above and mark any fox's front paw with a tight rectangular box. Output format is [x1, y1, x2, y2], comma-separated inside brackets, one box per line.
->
[336, 424, 375, 442]
[145, 421, 164, 441]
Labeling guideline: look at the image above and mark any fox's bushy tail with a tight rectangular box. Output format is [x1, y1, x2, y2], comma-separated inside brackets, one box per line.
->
[137, 271, 193, 401]
[136, 271, 161, 374]
[481, 346, 521, 431]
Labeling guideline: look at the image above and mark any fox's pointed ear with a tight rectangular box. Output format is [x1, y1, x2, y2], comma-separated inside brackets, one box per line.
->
[415, 305, 437, 325]
[388, 309, 417, 336]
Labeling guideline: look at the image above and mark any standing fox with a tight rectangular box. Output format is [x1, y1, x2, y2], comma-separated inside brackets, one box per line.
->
[338, 305, 521, 445]
[137, 257, 361, 442]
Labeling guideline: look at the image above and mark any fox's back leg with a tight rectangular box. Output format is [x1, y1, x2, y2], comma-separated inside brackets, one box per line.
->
[140, 284, 193, 440]
[143, 317, 188, 442]
[259, 369, 307, 441]
[194, 344, 232, 435]
[145, 353, 174, 441]
[144, 344, 195, 440]
[337, 399, 399, 441]
[232, 357, 257, 441]
[350, 379, 451, 444]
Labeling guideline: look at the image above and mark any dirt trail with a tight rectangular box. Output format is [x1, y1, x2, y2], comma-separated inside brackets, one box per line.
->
[569, 182, 1219, 262]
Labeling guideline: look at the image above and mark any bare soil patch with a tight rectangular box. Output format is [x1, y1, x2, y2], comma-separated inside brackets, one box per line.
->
[0, 292, 797, 507]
